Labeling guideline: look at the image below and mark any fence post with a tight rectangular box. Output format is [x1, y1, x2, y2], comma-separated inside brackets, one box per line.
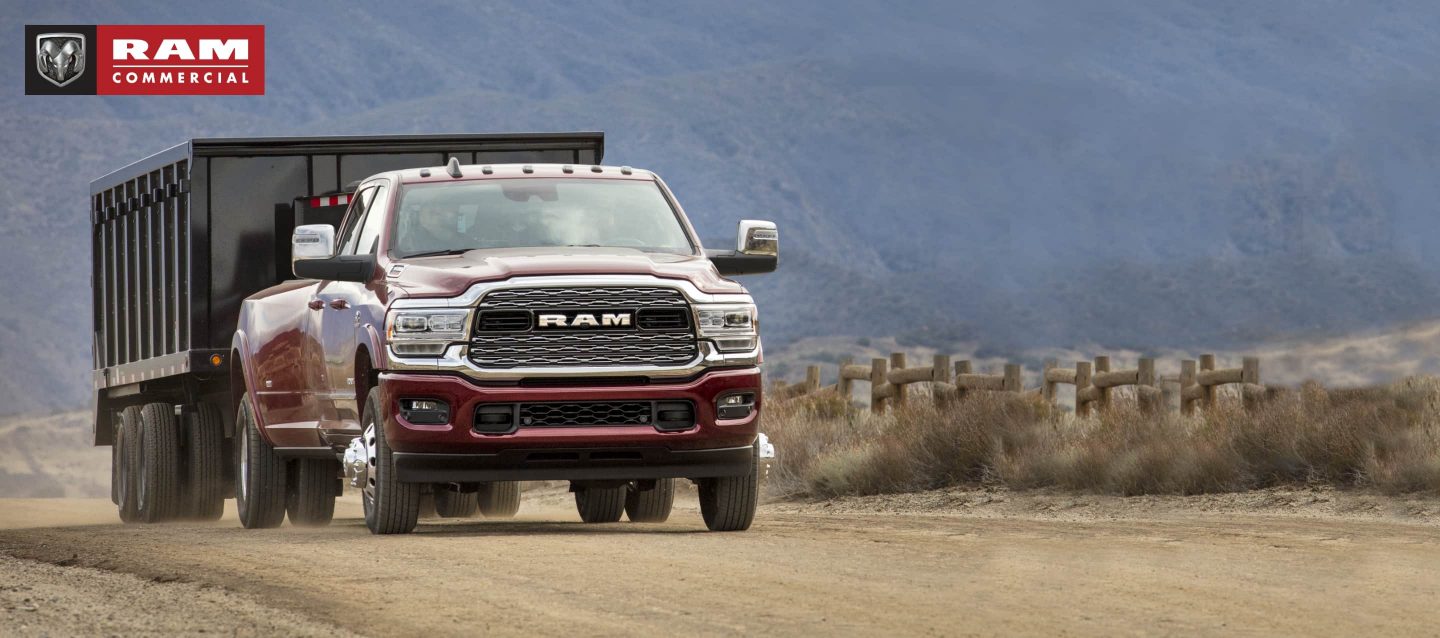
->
[890, 352, 907, 407]
[954, 360, 972, 403]
[1137, 357, 1157, 413]
[1003, 363, 1022, 393]
[1242, 356, 1261, 411]
[1180, 359, 1197, 415]
[1199, 354, 1217, 410]
[1075, 361, 1093, 416]
[932, 354, 951, 405]
[1094, 356, 1111, 411]
[805, 365, 821, 395]
[1042, 359, 1057, 403]
[837, 356, 854, 402]
[871, 357, 888, 413]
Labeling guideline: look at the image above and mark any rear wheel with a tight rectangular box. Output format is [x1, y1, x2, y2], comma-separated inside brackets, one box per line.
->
[287, 458, 339, 527]
[137, 403, 182, 523]
[574, 485, 626, 523]
[478, 481, 521, 518]
[115, 407, 143, 523]
[182, 403, 226, 521]
[433, 488, 479, 518]
[235, 396, 288, 529]
[362, 387, 420, 534]
[698, 446, 758, 532]
[625, 479, 675, 523]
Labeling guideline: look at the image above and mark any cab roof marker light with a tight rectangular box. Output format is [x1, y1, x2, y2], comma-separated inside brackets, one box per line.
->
[481, 166, 493, 175]
[562, 165, 574, 174]
[419, 168, 431, 178]
[620, 166, 633, 175]
[522, 165, 534, 174]
[590, 165, 603, 173]
[445, 157, 463, 178]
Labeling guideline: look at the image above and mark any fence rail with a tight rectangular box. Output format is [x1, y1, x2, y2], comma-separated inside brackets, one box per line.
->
[771, 351, 1264, 415]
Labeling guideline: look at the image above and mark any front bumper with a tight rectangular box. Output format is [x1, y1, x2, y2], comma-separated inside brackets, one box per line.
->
[379, 367, 762, 482]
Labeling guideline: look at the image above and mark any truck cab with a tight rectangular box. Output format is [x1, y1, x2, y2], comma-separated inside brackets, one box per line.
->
[231, 159, 778, 533]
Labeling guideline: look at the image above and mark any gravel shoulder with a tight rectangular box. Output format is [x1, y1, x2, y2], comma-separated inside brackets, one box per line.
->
[2, 489, 1440, 636]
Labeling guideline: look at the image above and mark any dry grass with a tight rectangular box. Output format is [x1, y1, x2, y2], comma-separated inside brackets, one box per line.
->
[765, 376, 1440, 498]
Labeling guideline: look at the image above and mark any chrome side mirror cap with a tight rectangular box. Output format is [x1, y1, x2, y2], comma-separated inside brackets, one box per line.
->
[292, 224, 336, 276]
[737, 219, 778, 256]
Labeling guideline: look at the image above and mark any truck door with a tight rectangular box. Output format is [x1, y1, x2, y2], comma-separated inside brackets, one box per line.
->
[315, 182, 389, 437]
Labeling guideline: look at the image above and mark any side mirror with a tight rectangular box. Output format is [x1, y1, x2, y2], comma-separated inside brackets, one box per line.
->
[291, 224, 375, 283]
[707, 220, 778, 276]
[292, 224, 336, 266]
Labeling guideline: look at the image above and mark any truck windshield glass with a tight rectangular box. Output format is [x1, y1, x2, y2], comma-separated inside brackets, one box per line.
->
[392, 178, 694, 257]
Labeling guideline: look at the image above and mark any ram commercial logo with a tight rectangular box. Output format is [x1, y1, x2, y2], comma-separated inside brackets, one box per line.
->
[536, 312, 633, 329]
[25, 24, 264, 95]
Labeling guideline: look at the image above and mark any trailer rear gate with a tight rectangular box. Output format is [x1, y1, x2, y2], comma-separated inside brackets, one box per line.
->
[89, 133, 605, 444]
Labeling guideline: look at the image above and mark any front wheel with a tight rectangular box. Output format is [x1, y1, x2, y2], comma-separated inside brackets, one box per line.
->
[698, 447, 758, 532]
[575, 485, 626, 523]
[433, 488, 479, 518]
[477, 481, 521, 518]
[235, 396, 288, 529]
[361, 387, 420, 534]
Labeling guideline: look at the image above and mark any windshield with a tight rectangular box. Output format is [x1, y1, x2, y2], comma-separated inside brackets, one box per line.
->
[390, 178, 695, 258]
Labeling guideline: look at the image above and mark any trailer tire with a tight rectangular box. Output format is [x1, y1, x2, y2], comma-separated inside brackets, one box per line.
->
[287, 459, 338, 527]
[362, 387, 420, 534]
[115, 407, 143, 524]
[182, 403, 226, 521]
[137, 403, 182, 523]
[575, 485, 626, 523]
[433, 488, 479, 518]
[478, 481, 521, 518]
[625, 479, 675, 523]
[235, 396, 288, 529]
[698, 445, 758, 532]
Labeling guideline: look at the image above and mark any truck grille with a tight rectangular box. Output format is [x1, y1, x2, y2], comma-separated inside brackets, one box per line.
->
[520, 401, 654, 427]
[470, 286, 698, 368]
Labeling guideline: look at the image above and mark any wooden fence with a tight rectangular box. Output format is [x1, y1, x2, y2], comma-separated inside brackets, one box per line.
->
[771, 352, 1263, 415]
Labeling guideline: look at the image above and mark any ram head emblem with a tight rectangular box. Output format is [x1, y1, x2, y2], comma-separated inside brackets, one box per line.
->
[36, 33, 86, 87]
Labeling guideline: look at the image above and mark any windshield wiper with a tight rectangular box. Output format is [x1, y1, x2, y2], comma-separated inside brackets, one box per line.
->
[401, 248, 473, 259]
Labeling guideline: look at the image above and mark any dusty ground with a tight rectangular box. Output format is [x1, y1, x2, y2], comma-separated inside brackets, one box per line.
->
[3, 487, 1440, 636]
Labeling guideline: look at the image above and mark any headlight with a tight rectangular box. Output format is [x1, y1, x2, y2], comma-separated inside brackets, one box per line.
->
[386, 309, 471, 356]
[693, 303, 758, 352]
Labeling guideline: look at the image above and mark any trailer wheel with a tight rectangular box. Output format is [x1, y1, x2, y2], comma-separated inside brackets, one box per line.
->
[362, 387, 420, 534]
[137, 403, 182, 523]
[478, 481, 521, 518]
[698, 445, 758, 532]
[287, 459, 338, 527]
[182, 403, 226, 521]
[575, 485, 626, 523]
[625, 479, 675, 523]
[115, 407, 143, 523]
[433, 488, 479, 518]
[235, 396, 287, 529]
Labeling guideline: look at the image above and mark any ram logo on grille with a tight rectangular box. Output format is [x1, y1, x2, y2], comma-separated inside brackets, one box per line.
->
[536, 312, 632, 328]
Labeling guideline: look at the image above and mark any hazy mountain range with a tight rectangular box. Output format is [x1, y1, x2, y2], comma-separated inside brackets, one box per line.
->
[4, 0, 1440, 416]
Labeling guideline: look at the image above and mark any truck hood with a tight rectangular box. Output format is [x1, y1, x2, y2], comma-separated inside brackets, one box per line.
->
[387, 247, 746, 299]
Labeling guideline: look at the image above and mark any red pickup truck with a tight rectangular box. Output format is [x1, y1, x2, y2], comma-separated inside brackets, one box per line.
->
[90, 134, 777, 534]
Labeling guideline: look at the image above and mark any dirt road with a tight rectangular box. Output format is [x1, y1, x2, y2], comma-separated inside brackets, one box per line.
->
[3, 488, 1440, 636]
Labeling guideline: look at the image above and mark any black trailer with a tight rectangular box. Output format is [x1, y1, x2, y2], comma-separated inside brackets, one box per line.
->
[89, 133, 606, 449]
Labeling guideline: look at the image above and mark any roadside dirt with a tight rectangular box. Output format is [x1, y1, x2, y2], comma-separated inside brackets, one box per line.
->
[3, 488, 1440, 636]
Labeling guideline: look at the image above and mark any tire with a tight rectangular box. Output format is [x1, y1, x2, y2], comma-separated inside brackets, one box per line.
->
[625, 479, 675, 523]
[116, 407, 143, 524]
[433, 488, 479, 518]
[235, 396, 288, 529]
[698, 446, 758, 532]
[574, 485, 625, 523]
[287, 458, 338, 527]
[478, 481, 521, 518]
[182, 403, 226, 521]
[362, 387, 420, 534]
[137, 403, 182, 523]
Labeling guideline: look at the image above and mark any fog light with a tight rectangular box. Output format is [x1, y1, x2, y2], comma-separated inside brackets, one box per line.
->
[716, 392, 755, 420]
[400, 398, 450, 425]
